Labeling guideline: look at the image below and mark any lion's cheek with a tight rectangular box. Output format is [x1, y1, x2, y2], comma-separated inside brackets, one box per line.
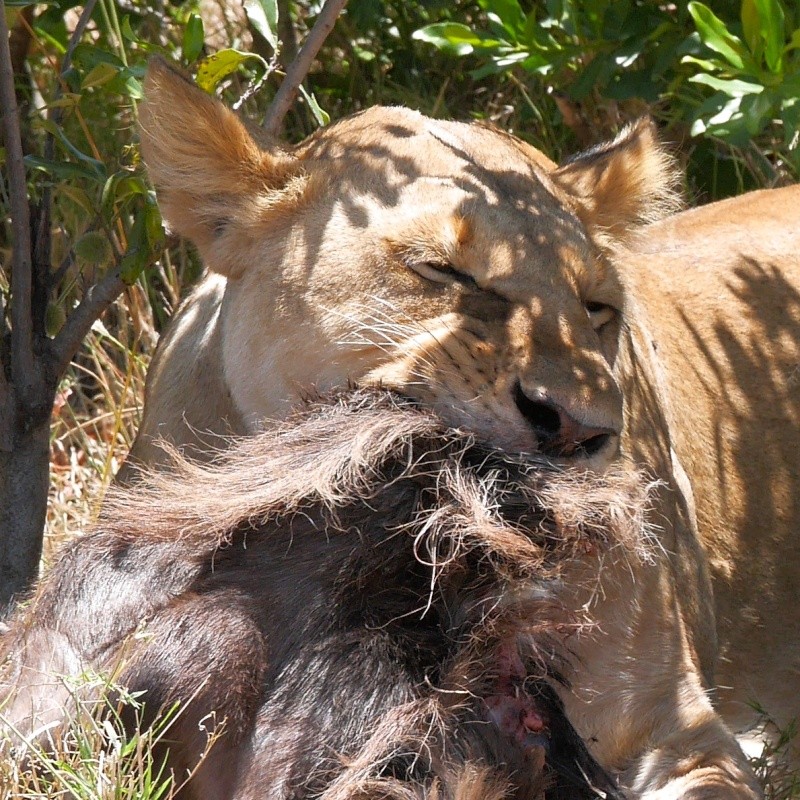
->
[220, 321, 397, 429]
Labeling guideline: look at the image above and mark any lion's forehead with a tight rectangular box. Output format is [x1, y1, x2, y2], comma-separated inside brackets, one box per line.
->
[300, 107, 600, 300]
[303, 107, 560, 203]
[330, 182, 596, 294]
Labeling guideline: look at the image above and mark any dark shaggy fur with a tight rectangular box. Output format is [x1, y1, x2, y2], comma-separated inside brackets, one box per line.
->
[0, 390, 653, 800]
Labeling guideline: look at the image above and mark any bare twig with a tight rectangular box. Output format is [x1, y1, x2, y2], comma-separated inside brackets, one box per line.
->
[262, 0, 347, 136]
[0, 2, 34, 399]
[276, 0, 298, 69]
[51, 268, 125, 379]
[63, 0, 99, 78]
[50, 246, 77, 289]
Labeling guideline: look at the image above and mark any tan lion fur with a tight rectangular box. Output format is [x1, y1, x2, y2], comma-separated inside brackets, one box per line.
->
[613, 188, 800, 762]
[108, 59, 800, 797]
[124, 59, 682, 474]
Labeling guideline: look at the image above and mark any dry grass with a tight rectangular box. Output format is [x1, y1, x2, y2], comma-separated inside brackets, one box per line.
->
[749, 711, 800, 800]
[1, 283, 182, 798]
[46, 284, 158, 561]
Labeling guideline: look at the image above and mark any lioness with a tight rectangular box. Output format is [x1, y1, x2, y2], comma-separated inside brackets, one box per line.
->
[124, 59, 800, 796]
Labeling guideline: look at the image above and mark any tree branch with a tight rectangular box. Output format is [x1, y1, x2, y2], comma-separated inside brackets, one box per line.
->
[262, 0, 348, 136]
[0, 3, 35, 396]
[50, 268, 125, 380]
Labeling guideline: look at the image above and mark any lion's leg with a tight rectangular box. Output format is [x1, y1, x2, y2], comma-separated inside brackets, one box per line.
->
[559, 553, 761, 800]
[626, 716, 762, 800]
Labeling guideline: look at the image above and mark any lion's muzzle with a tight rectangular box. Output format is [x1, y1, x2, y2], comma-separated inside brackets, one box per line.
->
[513, 380, 619, 461]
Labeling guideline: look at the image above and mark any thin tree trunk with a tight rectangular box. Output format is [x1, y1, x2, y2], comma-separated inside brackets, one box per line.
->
[263, 0, 348, 135]
[0, 3, 53, 609]
[0, 406, 51, 609]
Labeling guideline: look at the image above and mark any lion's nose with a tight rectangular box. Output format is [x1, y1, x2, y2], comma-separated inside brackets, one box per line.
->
[512, 381, 616, 459]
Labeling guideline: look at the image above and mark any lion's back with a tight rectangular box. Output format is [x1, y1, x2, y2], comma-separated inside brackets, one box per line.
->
[618, 184, 800, 745]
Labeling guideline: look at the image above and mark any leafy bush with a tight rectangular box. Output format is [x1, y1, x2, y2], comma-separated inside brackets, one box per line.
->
[685, 2, 800, 153]
[414, 0, 800, 197]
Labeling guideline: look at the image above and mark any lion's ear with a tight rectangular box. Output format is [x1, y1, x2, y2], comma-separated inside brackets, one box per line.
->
[139, 57, 302, 278]
[552, 119, 682, 242]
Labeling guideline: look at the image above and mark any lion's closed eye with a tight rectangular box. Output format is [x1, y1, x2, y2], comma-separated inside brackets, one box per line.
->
[586, 301, 616, 331]
[408, 260, 479, 290]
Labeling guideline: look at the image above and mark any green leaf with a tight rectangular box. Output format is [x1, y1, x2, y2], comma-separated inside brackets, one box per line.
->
[244, 0, 279, 52]
[780, 96, 800, 147]
[740, 89, 775, 133]
[681, 54, 735, 72]
[71, 43, 125, 72]
[120, 212, 152, 284]
[35, 94, 81, 113]
[145, 193, 166, 248]
[196, 49, 268, 93]
[522, 17, 562, 56]
[32, 25, 67, 55]
[25, 155, 103, 183]
[53, 128, 107, 176]
[118, 16, 157, 52]
[491, 50, 530, 69]
[102, 173, 148, 216]
[101, 174, 121, 212]
[478, 0, 525, 38]
[785, 27, 800, 53]
[352, 43, 376, 62]
[688, 2, 749, 71]
[299, 85, 330, 127]
[470, 61, 505, 79]
[753, 0, 785, 73]
[691, 92, 752, 144]
[108, 70, 143, 100]
[121, 15, 138, 42]
[519, 51, 552, 73]
[183, 14, 205, 63]
[778, 71, 800, 97]
[57, 184, 96, 215]
[741, 0, 762, 56]
[412, 23, 503, 56]
[708, 95, 744, 127]
[689, 74, 764, 96]
[81, 62, 120, 90]
[605, 69, 662, 103]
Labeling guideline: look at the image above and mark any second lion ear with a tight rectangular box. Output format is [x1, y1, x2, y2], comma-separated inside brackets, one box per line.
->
[139, 58, 304, 279]
[552, 119, 683, 243]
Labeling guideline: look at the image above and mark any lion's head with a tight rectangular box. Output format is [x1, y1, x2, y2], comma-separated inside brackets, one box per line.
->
[137, 59, 680, 468]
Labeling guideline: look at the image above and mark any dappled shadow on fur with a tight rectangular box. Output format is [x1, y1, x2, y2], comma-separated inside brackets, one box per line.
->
[1, 389, 654, 800]
[674, 258, 800, 725]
